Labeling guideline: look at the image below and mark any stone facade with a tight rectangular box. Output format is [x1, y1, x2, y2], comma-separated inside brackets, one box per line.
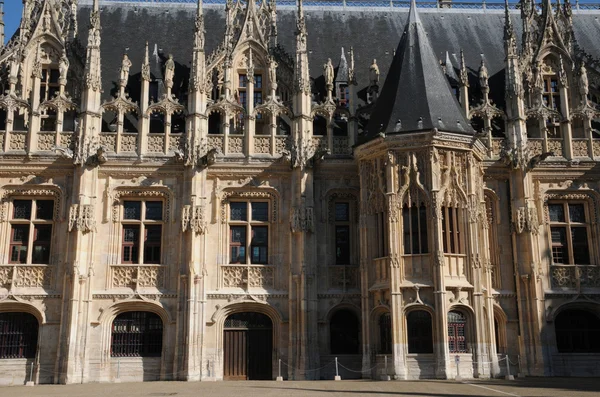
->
[0, 0, 599, 385]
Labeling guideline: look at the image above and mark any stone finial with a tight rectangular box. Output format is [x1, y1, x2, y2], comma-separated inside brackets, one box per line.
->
[459, 50, 468, 88]
[142, 42, 150, 82]
[349, 46, 356, 85]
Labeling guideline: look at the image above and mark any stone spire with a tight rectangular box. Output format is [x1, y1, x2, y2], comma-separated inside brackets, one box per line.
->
[190, 0, 206, 94]
[364, 0, 473, 138]
[0, 1, 4, 47]
[458, 49, 469, 117]
[294, 0, 310, 96]
[504, 0, 522, 102]
[504, 0, 517, 58]
[83, 0, 102, 95]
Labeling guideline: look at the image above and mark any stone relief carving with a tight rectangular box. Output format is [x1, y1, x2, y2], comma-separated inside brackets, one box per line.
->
[289, 205, 314, 233]
[68, 204, 96, 233]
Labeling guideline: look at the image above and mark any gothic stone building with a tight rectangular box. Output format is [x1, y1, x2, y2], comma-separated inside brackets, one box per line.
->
[0, 0, 599, 385]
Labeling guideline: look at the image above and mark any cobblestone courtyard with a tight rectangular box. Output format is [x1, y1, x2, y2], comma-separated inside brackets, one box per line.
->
[2, 378, 599, 397]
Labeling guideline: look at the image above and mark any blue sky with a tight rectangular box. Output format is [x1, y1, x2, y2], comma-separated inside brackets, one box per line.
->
[4, 1, 22, 44]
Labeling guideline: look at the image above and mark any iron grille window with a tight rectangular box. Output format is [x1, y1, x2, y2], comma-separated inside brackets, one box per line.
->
[403, 203, 429, 254]
[111, 311, 163, 357]
[379, 312, 392, 354]
[407, 310, 433, 353]
[9, 199, 54, 264]
[548, 202, 590, 265]
[0, 313, 38, 359]
[229, 201, 269, 265]
[335, 202, 351, 265]
[448, 311, 467, 353]
[441, 206, 462, 254]
[121, 201, 163, 264]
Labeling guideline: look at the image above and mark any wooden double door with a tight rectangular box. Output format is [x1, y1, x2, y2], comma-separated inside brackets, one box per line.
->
[224, 312, 273, 380]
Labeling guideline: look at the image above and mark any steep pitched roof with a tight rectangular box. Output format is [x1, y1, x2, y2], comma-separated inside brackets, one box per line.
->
[363, 0, 474, 139]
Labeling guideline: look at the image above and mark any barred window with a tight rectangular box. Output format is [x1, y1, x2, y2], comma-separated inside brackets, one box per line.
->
[111, 311, 163, 357]
[229, 201, 269, 265]
[448, 311, 467, 353]
[403, 203, 428, 254]
[548, 202, 590, 265]
[121, 201, 163, 264]
[441, 206, 462, 254]
[0, 312, 38, 359]
[9, 199, 54, 264]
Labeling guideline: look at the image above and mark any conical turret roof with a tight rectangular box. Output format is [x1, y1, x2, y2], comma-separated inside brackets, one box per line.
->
[363, 0, 474, 139]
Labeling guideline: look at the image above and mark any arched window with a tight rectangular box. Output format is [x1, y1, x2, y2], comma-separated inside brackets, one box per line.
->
[555, 309, 600, 353]
[0, 312, 39, 359]
[111, 311, 163, 357]
[407, 310, 433, 354]
[379, 312, 392, 354]
[441, 206, 462, 254]
[402, 202, 428, 255]
[330, 309, 359, 354]
[448, 310, 467, 353]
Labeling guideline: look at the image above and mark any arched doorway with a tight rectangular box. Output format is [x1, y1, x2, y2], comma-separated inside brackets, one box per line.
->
[330, 309, 360, 354]
[224, 312, 273, 380]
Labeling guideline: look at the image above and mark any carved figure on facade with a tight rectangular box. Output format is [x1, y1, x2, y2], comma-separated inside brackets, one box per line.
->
[120, 54, 132, 84]
[323, 58, 334, 90]
[579, 63, 589, 104]
[478, 59, 489, 90]
[369, 59, 379, 86]
[59, 51, 69, 85]
[164, 54, 175, 89]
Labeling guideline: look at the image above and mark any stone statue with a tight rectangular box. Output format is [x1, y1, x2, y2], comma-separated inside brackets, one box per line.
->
[269, 58, 278, 87]
[579, 63, 589, 100]
[120, 54, 132, 83]
[9, 54, 20, 82]
[369, 59, 379, 86]
[164, 54, 175, 87]
[534, 66, 544, 92]
[43, 7, 51, 31]
[478, 60, 488, 89]
[59, 51, 69, 83]
[324, 58, 334, 88]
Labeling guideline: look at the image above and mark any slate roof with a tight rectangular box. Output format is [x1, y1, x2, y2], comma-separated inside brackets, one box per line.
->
[74, 2, 600, 110]
[363, 0, 474, 138]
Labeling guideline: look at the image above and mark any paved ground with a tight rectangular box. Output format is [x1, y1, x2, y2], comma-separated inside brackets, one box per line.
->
[2, 378, 600, 397]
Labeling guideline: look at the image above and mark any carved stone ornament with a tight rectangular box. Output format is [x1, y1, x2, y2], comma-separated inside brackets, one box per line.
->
[290, 205, 314, 233]
[69, 204, 96, 233]
[182, 203, 207, 234]
[513, 206, 539, 235]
